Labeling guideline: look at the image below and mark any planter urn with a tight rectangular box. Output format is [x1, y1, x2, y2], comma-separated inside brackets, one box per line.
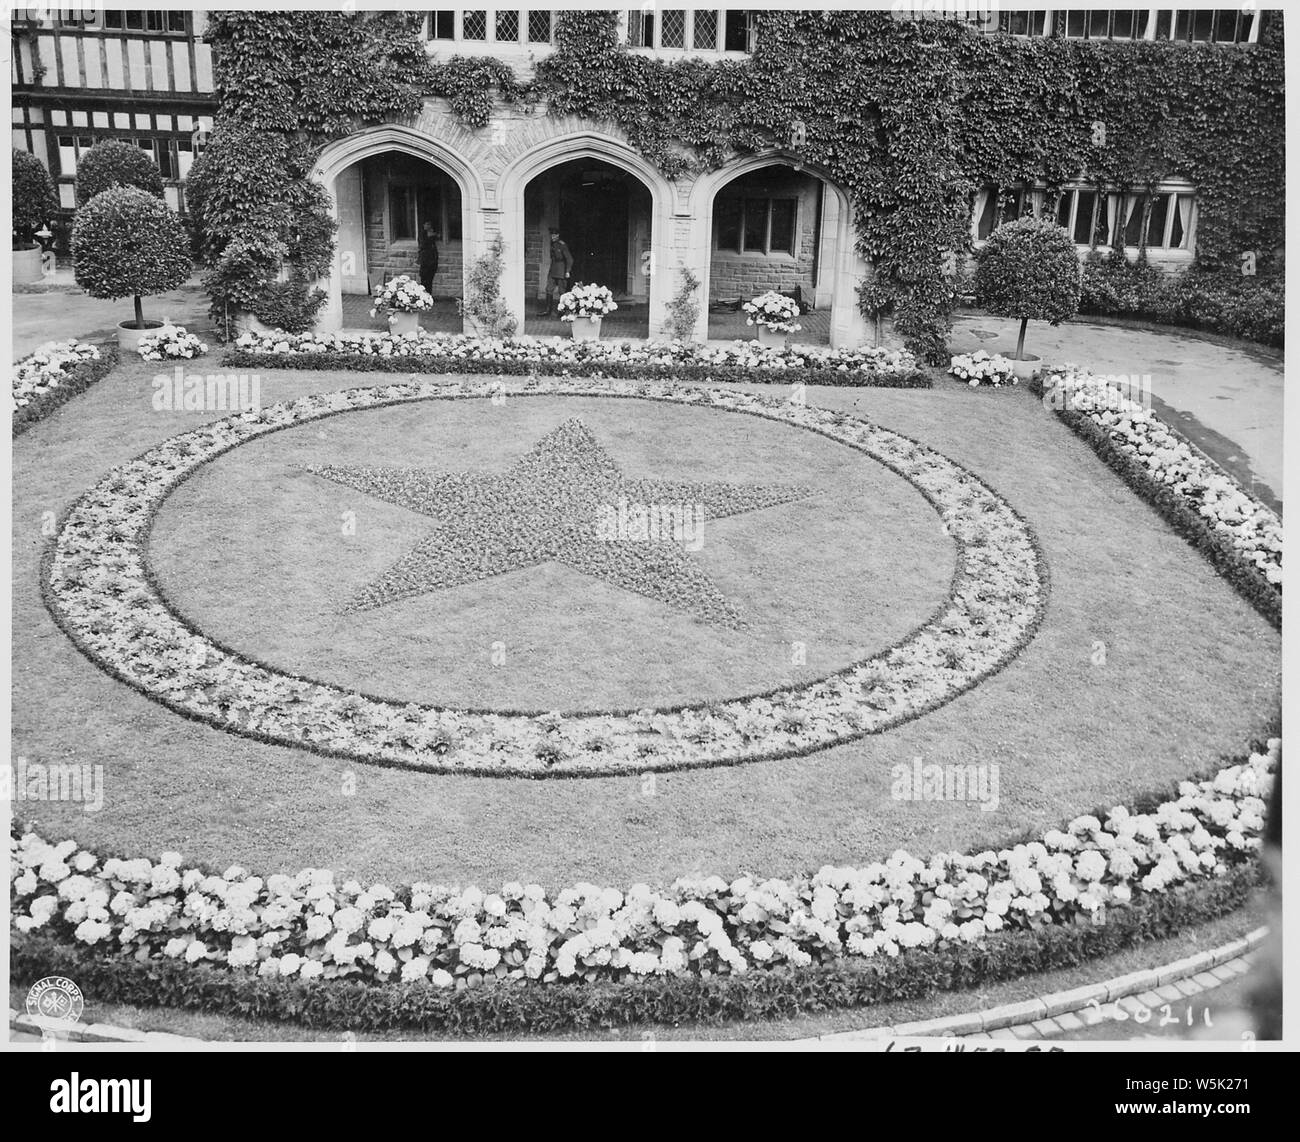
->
[569, 315, 602, 341]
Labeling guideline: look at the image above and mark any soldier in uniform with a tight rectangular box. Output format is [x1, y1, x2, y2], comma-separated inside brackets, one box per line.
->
[543, 227, 573, 316]
[418, 222, 440, 296]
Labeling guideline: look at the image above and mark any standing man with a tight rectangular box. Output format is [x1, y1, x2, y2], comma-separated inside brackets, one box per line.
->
[543, 226, 573, 316]
[418, 221, 440, 296]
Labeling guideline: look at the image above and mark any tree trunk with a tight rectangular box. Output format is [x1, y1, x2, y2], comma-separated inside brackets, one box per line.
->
[874, 312, 884, 347]
[134, 295, 145, 330]
[1015, 316, 1028, 360]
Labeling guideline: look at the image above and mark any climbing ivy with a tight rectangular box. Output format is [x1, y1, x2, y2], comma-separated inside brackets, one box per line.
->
[201, 10, 1283, 357]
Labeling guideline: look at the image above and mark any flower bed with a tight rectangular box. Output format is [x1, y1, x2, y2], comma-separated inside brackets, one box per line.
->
[222, 330, 931, 388]
[949, 350, 1016, 388]
[1036, 365, 1282, 629]
[137, 326, 209, 362]
[9, 736, 1277, 1015]
[11, 340, 119, 437]
[43, 378, 1046, 776]
[10, 862, 1261, 1034]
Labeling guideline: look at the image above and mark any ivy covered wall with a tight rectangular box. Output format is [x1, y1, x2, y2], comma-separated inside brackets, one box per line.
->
[197, 9, 1284, 355]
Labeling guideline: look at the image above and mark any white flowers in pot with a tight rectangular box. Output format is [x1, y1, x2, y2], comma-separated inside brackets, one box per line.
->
[369, 275, 435, 316]
[557, 283, 618, 321]
[743, 290, 802, 335]
[137, 325, 209, 361]
[949, 350, 1017, 387]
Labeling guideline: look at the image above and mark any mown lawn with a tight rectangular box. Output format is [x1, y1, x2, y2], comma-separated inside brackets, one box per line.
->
[10, 354, 1281, 888]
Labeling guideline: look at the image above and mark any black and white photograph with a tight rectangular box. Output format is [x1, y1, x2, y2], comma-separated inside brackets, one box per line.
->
[3, 0, 1292, 1106]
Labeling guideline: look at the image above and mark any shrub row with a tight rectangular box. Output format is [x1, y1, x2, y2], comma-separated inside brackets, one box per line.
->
[12, 344, 119, 438]
[1030, 374, 1281, 630]
[1078, 258, 1284, 349]
[11, 863, 1261, 1036]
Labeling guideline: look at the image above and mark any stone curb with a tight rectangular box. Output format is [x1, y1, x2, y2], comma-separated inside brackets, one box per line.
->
[817, 926, 1267, 1043]
[8, 1007, 207, 1046]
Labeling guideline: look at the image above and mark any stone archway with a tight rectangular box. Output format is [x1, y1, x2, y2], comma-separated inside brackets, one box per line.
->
[497, 133, 678, 338]
[312, 125, 485, 332]
[688, 152, 870, 348]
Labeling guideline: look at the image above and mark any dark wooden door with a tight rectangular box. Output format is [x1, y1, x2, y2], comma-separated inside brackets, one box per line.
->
[559, 178, 629, 293]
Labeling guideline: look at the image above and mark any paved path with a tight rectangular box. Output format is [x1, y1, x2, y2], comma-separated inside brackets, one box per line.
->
[12, 281, 210, 361]
[950, 314, 1284, 505]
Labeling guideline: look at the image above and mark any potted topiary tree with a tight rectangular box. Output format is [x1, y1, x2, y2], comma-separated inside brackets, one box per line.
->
[74, 139, 165, 206]
[72, 186, 193, 351]
[973, 216, 1081, 378]
[12, 150, 59, 285]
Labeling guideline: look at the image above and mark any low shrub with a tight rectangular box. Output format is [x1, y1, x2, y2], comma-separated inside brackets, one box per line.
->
[1079, 254, 1283, 348]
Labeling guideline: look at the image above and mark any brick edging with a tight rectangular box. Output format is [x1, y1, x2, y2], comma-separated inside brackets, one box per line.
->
[816, 926, 1268, 1042]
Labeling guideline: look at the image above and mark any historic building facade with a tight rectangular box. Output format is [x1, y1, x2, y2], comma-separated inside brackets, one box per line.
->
[10, 8, 1275, 345]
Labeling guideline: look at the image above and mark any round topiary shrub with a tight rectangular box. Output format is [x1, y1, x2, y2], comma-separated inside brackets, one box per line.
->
[12, 150, 58, 250]
[974, 216, 1082, 360]
[74, 140, 165, 207]
[72, 186, 192, 330]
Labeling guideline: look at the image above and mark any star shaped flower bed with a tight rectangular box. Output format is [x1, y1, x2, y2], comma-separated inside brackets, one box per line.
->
[307, 419, 812, 626]
[43, 377, 1048, 776]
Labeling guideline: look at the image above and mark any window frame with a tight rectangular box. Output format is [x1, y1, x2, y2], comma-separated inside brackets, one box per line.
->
[971, 179, 1198, 255]
[714, 194, 799, 257]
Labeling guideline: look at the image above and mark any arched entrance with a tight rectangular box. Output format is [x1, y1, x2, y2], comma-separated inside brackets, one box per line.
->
[521, 158, 653, 335]
[312, 126, 483, 332]
[689, 154, 869, 348]
[498, 133, 677, 340]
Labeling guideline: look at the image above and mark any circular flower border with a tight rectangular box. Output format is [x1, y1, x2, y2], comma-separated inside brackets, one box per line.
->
[43, 378, 1048, 776]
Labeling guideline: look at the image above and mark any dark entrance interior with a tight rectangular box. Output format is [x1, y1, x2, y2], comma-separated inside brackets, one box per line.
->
[522, 158, 652, 337]
[559, 166, 630, 289]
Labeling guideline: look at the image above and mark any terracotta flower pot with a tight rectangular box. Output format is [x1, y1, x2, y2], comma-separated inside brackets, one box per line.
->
[117, 320, 165, 354]
[388, 310, 421, 336]
[570, 315, 602, 341]
[757, 323, 789, 348]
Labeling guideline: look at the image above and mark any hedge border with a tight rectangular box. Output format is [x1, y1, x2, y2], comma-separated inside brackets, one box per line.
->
[219, 348, 933, 389]
[40, 381, 1049, 778]
[10, 863, 1261, 1036]
[1028, 375, 1281, 630]
[12, 344, 120, 438]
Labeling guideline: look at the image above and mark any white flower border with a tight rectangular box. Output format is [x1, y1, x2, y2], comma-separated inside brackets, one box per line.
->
[11, 339, 102, 410]
[230, 328, 922, 382]
[44, 378, 1046, 776]
[1044, 365, 1282, 586]
[10, 737, 1276, 986]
